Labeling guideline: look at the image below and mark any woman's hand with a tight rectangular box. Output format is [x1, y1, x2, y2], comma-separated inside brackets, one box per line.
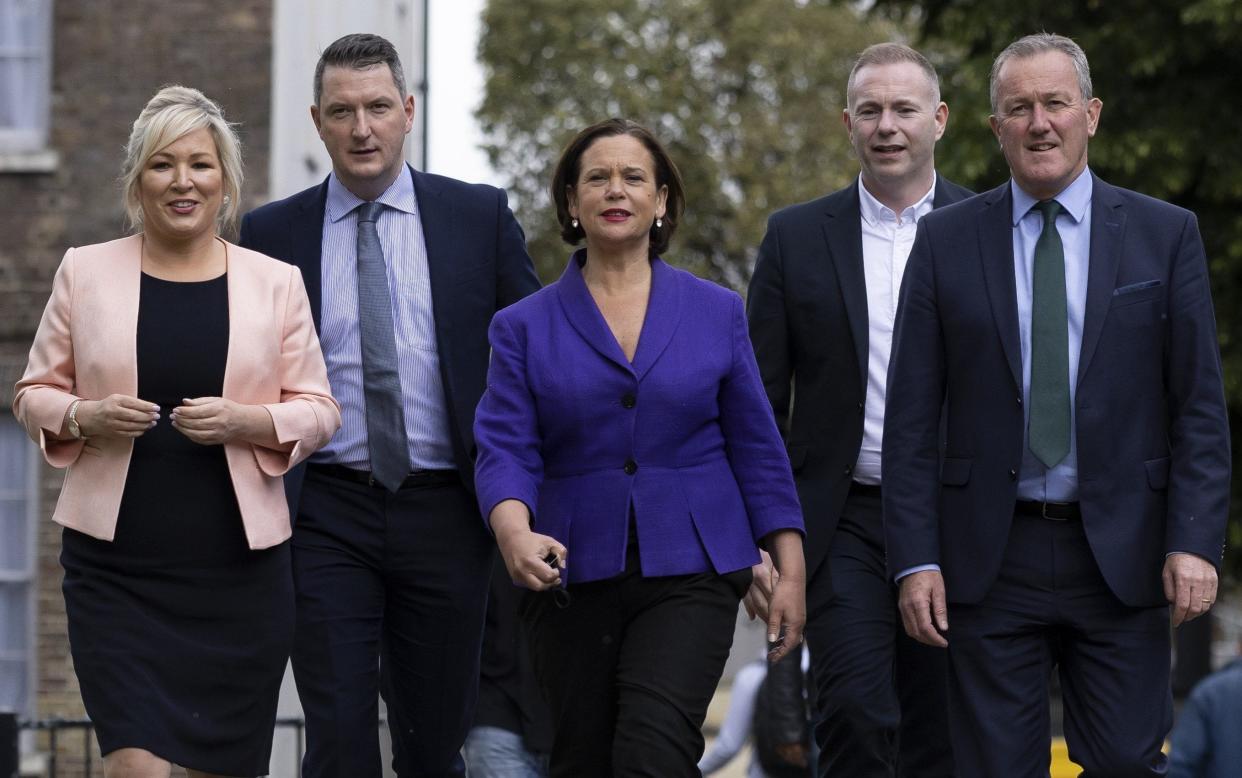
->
[763, 529, 807, 664]
[766, 573, 806, 664]
[172, 397, 267, 445]
[75, 394, 159, 439]
[491, 500, 568, 591]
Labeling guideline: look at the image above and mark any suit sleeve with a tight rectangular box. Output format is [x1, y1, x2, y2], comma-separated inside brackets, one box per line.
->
[473, 312, 543, 528]
[254, 265, 341, 476]
[720, 294, 804, 541]
[493, 188, 541, 308]
[882, 220, 946, 577]
[1163, 211, 1230, 565]
[12, 248, 86, 468]
[746, 216, 793, 439]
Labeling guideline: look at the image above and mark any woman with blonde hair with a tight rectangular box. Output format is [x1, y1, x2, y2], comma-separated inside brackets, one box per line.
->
[13, 85, 340, 778]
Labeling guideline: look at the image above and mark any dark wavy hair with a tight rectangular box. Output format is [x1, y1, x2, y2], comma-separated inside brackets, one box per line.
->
[550, 118, 686, 258]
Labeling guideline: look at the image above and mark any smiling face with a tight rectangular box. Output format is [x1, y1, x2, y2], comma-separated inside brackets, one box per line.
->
[138, 127, 223, 244]
[990, 49, 1102, 200]
[312, 63, 414, 201]
[844, 61, 947, 197]
[567, 134, 668, 257]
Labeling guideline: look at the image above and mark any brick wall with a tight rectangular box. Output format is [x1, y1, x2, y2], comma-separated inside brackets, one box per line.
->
[0, 3, 273, 775]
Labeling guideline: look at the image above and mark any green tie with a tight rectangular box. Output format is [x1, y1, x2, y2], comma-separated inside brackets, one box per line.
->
[1028, 199, 1070, 469]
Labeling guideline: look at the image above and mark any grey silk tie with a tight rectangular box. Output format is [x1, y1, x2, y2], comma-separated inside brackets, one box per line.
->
[1028, 199, 1071, 469]
[356, 201, 410, 491]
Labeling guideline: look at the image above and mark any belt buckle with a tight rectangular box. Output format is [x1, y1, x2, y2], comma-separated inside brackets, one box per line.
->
[1042, 501, 1066, 521]
[367, 472, 376, 488]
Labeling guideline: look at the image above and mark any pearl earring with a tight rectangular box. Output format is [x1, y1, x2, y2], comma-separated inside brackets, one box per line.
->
[572, 218, 579, 229]
[223, 194, 231, 205]
[656, 218, 663, 228]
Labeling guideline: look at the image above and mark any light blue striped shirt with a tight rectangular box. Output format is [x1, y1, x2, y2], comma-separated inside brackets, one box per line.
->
[312, 168, 455, 470]
[1012, 166, 1093, 502]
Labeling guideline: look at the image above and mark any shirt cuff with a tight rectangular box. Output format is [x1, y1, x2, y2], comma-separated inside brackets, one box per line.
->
[895, 563, 941, 583]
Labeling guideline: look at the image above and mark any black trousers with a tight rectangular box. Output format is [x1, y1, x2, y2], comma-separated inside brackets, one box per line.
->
[947, 512, 1171, 777]
[805, 489, 954, 777]
[291, 467, 494, 778]
[523, 546, 751, 777]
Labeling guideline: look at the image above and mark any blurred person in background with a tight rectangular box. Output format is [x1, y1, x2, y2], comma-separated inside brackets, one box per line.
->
[1169, 633, 1242, 778]
[12, 85, 340, 778]
[699, 646, 814, 778]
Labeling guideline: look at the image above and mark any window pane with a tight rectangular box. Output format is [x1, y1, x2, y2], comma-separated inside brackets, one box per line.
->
[0, 0, 50, 147]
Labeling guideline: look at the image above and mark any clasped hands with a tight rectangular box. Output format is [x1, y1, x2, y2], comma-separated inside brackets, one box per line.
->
[71, 393, 265, 448]
[899, 551, 1219, 648]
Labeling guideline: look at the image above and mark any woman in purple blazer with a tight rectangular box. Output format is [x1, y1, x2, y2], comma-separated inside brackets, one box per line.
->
[474, 118, 806, 776]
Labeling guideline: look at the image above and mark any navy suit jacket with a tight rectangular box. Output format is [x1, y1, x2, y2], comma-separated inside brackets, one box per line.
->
[883, 174, 1229, 607]
[746, 176, 973, 578]
[238, 165, 541, 503]
[473, 253, 804, 584]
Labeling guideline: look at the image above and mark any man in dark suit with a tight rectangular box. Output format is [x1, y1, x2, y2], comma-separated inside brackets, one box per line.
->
[884, 33, 1228, 777]
[238, 34, 539, 778]
[747, 43, 968, 777]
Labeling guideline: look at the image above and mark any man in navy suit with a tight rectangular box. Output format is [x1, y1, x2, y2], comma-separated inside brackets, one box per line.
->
[747, 43, 967, 776]
[884, 33, 1228, 777]
[239, 34, 539, 778]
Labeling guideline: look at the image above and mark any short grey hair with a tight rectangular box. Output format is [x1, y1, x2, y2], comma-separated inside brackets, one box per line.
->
[120, 85, 243, 233]
[990, 33, 1093, 114]
[846, 42, 941, 107]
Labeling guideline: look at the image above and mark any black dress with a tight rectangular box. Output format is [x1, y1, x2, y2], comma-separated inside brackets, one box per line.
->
[60, 273, 294, 776]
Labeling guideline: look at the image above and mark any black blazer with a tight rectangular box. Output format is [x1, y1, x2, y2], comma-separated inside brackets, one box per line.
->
[747, 176, 973, 577]
[238, 165, 541, 500]
[882, 175, 1229, 606]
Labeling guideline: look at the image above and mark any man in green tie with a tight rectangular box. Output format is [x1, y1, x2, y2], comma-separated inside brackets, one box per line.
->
[882, 33, 1229, 777]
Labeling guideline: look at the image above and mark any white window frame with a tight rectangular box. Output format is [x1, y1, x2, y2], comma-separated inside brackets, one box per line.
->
[0, 414, 38, 720]
[0, 0, 56, 171]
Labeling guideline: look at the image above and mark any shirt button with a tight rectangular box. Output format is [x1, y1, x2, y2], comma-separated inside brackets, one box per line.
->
[624, 459, 638, 475]
[621, 393, 636, 409]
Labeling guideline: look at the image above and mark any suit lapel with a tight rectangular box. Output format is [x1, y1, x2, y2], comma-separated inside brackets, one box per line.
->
[1077, 175, 1126, 383]
[630, 258, 681, 381]
[822, 183, 869, 391]
[978, 183, 1022, 389]
[412, 166, 456, 312]
[293, 180, 328, 331]
[555, 251, 635, 375]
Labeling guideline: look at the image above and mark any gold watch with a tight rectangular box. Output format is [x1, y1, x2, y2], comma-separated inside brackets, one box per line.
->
[67, 399, 86, 439]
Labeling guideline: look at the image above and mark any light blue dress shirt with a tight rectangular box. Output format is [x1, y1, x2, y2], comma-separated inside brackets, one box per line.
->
[313, 168, 456, 470]
[1012, 166, 1093, 503]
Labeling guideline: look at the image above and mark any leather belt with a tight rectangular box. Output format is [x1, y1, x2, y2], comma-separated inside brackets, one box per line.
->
[848, 481, 882, 500]
[1014, 500, 1081, 521]
[307, 462, 458, 490]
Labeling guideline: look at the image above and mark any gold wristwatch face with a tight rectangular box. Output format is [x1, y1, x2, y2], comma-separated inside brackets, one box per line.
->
[67, 416, 82, 439]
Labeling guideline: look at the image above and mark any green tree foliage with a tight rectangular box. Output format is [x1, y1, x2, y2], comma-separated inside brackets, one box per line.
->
[865, 0, 1242, 578]
[477, 0, 899, 286]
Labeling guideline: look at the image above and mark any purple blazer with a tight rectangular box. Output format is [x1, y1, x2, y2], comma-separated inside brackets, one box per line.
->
[474, 252, 804, 585]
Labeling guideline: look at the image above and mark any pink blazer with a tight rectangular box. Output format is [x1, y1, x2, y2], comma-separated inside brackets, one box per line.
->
[12, 235, 341, 549]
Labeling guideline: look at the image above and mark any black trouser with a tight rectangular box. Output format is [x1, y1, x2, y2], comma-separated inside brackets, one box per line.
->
[291, 466, 494, 778]
[805, 488, 955, 777]
[947, 512, 1171, 777]
[523, 545, 751, 777]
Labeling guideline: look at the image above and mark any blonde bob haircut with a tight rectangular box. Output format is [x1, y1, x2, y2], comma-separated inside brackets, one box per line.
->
[120, 85, 243, 234]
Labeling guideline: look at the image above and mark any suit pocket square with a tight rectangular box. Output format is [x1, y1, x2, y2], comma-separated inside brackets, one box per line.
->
[1113, 279, 1162, 296]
